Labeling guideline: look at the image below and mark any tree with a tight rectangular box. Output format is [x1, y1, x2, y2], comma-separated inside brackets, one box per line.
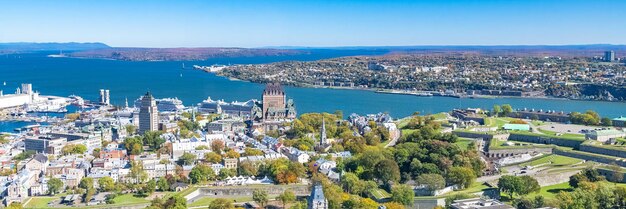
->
[125, 124, 137, 135]
[498, 175, 521, 199]
[208, 198, 235, 209]
[224, 149, 240, 158]
[239, 160, 259, 176]
[383, 202, 405, 209]
[375, 159, 401, 185]
[391, 185, 414, 206]
[195, 145, 209, 150]
[204, 152, 222, 163]
[244, 147, 264, 156]
[129, 160, 148, 183]
[161, 194, 187, 209]
[602, 117, 613, 126]
[79, 177, 95, 202]
[501, 104, 513, 116]
[218, 168, 236, 180]
[492, 105, 502, 117]
[98, 176, 115, 192]
[189, 164, 215, 184]
[446, 167, 476, 189]
[139, 179, 157, 196]
[278, 189, 296, 208]
[211, 140, 225, 154]
[143, 131, 165, 150]
[124, 136, 144, 155]
[157, 177, 170, 192]
[62, 144, 87, 155]
[178, 152, 197, 166]
[253, 189, 269, 208]
[48, 177, 64, 195]
[518, 176, 540, 195]
[416, 173, 445, 191]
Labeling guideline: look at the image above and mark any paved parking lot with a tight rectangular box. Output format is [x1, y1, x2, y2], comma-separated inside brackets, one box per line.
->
[538, 123, 598, 134]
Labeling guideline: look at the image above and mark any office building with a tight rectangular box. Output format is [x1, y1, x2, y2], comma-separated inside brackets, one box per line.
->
[605, 51, 615, 62]
[139, 92, 159, 134]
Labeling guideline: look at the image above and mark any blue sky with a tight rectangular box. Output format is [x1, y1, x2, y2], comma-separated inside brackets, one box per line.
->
[0, 0, 624, 47]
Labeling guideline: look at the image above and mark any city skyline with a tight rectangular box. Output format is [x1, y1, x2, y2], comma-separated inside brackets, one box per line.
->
[1, 0, 625, 47]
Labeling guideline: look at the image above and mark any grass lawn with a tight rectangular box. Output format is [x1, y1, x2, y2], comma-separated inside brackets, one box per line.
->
[537, 128, 585, 139]
[369, 188, 392, 200]
[445, 182, 492, 197]
[25, 197, 57, 208]
[527, 182, 573, 199]
[188, 196, 254, 207]
[455, 138, 475, 150]
[111, 193, 150, 204]
[518, 154, 582, 168]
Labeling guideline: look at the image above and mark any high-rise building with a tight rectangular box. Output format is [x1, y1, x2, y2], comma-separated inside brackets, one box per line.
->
[605, 51, 615, 62]
[261, 83, 296, 120]
[139, 92, 159, 134]
[100, 89, 111, 105]
[105, 89, 110, 105]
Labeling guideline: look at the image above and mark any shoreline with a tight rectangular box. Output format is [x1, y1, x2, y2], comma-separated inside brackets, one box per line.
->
[209, 71, 625, 104]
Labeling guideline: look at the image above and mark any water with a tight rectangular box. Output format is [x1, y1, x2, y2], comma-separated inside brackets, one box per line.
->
[1, 51, 626, 124]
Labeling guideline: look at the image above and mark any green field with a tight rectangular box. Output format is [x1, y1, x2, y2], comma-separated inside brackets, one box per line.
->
[25, 197, 57, 208]
[537, 128, 585, 139]
[518, 154, 583, 168]
[454, 138, 475, 150]
[188, 196, 255, 207]
[527, 182, 573, 199]
[369, 188, 392, 200]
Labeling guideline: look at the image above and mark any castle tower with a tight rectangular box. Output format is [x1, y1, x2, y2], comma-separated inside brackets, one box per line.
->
[262, 83, 286, 120]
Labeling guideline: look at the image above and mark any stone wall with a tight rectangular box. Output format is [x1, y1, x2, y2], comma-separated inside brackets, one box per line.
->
[412, 198, 445, 209]
[508, 133, 583, 149]
[579, 144, 626, 158]
[553, 148, 626, 167]
[185, 184, 310, 203]
[487, 147, 553, 158]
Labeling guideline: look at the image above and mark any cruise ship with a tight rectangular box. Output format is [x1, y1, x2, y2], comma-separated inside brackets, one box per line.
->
[134, 97, 185, 112]
[197, 97, 258, 118]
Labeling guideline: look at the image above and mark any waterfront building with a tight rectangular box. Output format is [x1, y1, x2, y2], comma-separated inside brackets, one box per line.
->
[612, 116, 626, 127]
[0, 83, 39, 109]
[585, 129, 626, 142]
[261, 83, 296, 121]
[308, 183, 328, 209]
[99, 89, 110, 105]
[605, 50, 616, 62]
[138, 92, 159, 134]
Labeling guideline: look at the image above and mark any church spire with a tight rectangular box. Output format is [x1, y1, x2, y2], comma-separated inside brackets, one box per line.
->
[320, 116, 327, 145]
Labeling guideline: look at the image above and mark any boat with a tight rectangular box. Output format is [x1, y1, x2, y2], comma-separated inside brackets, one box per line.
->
[135, 97, 185, 112]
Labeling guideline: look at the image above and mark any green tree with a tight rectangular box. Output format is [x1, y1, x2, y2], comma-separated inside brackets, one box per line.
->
[253, 189, 269, 208]
[129, 160, 148, 183]
[189, 164, 215, 184]
[501, 104, 513, 116]
[125, 124, 137, 135]
[98, 176, 115, 192]
[278, 189, 296, 208]
[492, 105, 501, 117]
[143, 131, 165, 150]
[446, 167, 476, 189]
[157, 177, 170, 191]
[601, 117, 613, 126]
[140, 179, 157, 196]
[391, 185, 414, 206]
[48, 177, 64, 195]
[375, 159, 401, 186]
[178, 152, 197, 166]
[415, 173, 446, 191]
[218, 168, 236, 180]
[498, 175, 521, 199]
[609, 163, 624, 183]
[208, 198, 235, 209]
[124, 136, 144, 155]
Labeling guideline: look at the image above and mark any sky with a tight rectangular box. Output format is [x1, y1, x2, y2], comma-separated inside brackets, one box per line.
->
[0, 0, 624, 47]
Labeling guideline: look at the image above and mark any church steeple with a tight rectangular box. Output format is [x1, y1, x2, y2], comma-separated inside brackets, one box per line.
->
[320, 117, 327, 145]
